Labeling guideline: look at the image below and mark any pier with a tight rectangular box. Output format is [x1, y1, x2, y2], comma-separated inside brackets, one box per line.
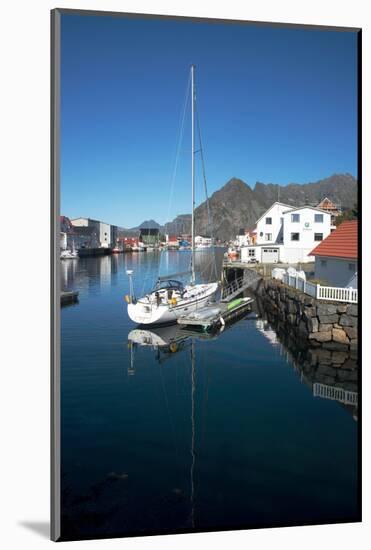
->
[177, 297, 253, 330]
[61, 290, 79, 306]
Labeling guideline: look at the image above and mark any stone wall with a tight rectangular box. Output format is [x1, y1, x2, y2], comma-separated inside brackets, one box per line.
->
[256, 279, 358, 351]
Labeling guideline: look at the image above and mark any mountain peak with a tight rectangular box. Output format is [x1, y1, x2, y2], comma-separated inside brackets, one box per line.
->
[223, 177, 250, 190]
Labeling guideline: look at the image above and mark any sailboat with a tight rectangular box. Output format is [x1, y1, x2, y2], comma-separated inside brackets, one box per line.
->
[126, 65, 219, 325]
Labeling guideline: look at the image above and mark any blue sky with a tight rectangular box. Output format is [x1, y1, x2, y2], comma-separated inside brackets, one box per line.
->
[60, 13, 358, 227]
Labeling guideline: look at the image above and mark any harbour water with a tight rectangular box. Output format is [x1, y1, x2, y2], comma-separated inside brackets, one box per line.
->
[60, 250, 359, 540]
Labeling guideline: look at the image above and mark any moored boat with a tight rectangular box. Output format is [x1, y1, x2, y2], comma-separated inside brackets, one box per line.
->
[126, 65, 219, 325]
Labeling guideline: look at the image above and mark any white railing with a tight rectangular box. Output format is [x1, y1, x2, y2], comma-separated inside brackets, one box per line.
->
[282, 273, 357, 304]
[221, 276, 245, 300]
[317, 285, 358, 303]
[313, 383, 358, 406]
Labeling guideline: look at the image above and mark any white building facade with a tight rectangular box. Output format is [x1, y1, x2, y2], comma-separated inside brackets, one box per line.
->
[255, 202, 290, 246]
[281, 206, 331, 263]
[240, 204, 331, 264]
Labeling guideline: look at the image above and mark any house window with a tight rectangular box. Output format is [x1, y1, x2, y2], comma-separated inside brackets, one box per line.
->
[348, 263, 355, 271]
[248, 249, 255, 257]
[291, 233, 300, 241]
[314, 214, 324, 223]
[314, 233, 323, 241]
[266, 217, 272, 224]
[291, 214, 300, 223]
[321, 259, 327, 267]
[265, 233, 272, 241]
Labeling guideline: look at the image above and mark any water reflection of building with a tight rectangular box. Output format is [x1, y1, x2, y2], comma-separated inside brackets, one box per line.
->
[60, 256, 80, 290]
[254, 319, 280, 347]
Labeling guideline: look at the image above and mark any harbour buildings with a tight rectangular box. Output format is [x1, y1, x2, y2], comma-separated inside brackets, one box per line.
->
[166, 234, 180, 248]
[70, 217, 118, 249]
[140, 227, 160, 247]
[195, 235, 213, 247]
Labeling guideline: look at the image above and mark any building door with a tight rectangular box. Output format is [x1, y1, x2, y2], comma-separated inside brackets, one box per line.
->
[262, 248, 279, 263]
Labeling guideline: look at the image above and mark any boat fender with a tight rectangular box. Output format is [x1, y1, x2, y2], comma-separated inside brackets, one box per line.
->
[169, 342, 178, 353]
[170, 297, 177, 305]
[219, 316, 225, 331]
[124, 295, 131, 304]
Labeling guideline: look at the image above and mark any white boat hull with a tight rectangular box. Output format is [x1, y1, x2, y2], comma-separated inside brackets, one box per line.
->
[127, 282, 219, 325]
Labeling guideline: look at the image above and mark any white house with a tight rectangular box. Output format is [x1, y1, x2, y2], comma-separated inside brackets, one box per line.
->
[310, 220, 358, 288]
[240, 203, 331, 264]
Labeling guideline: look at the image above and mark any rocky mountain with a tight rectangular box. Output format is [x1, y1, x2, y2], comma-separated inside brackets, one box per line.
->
[164, 214, 192, 236]
[193, 173, 357, 241]
[253, 173, 357, 211]
[125, 173, 357, 241]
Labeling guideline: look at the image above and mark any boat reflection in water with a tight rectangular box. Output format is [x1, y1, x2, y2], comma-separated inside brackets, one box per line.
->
[128, 312, 358, 422]
[127, 314, 250, 529]
[127, 318, 232, 372]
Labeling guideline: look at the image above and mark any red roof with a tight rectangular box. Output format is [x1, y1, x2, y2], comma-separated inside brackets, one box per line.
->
[310, 220, 358, 259]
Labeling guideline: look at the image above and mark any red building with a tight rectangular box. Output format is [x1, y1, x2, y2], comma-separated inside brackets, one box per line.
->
[118, 237, 139, 250]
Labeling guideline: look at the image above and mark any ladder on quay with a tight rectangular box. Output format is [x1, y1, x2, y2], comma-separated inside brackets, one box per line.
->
[221, 275, 255, 303]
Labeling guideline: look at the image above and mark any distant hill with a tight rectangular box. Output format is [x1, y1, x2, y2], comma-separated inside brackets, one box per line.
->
[121, 173, 357, 241]
[131, 219, 163, 231]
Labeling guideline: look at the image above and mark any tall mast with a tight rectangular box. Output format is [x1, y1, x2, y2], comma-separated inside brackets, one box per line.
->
[191, 64, 196, 285]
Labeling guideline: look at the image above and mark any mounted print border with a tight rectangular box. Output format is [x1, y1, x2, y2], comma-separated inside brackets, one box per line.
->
[51, 8, 362, 542]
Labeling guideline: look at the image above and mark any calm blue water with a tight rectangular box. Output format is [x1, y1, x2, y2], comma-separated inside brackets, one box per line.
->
[60, 251, 359, 540]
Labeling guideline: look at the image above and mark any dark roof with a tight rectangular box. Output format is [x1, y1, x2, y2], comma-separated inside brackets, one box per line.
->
[310, 220, 358, 259]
